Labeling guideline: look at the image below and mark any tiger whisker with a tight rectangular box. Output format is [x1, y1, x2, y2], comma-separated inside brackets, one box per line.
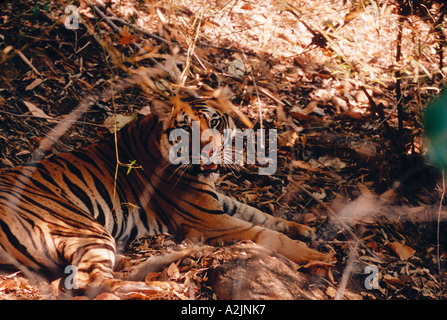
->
[169, 164, 186, 182]
[172, 163, 192, 186]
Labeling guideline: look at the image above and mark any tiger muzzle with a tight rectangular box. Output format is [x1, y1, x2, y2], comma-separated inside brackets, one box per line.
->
[200, 148, 219, 173]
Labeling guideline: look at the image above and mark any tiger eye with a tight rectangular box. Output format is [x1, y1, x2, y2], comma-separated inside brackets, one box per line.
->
[209, 119, 219, 128]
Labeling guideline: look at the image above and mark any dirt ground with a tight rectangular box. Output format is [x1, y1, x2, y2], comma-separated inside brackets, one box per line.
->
[0, 0, 446, 299]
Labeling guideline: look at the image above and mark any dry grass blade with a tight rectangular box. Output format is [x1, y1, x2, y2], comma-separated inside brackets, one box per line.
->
[1, 0, 446, 301]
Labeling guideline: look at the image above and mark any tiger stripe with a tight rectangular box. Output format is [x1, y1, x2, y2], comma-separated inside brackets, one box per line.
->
[0, 98, 329, 296]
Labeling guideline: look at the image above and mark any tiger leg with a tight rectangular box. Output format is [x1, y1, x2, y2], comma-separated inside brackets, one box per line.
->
[216, 193, 315, 240]
[183, 214, 329, 264]
[59, 232, 169, 297]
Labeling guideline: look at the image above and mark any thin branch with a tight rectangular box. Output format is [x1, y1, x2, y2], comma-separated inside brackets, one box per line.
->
[395, 16, 406, 137]
[91, 0, 170, 45]
[14, 49, 42, 77]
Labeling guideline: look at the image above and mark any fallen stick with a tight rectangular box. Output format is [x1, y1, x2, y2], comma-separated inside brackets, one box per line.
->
[14, 49, 42, 77]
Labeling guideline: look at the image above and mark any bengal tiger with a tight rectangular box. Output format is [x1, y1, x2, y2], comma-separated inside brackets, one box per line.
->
[0, 98, 329, 297]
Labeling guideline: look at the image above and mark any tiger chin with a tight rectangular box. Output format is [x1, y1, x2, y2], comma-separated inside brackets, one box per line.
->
[0, 98, 331, 298]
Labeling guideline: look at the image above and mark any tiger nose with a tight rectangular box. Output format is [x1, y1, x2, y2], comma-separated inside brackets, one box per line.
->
[201, 148, 214, 163]
[200, 148, 218, 171]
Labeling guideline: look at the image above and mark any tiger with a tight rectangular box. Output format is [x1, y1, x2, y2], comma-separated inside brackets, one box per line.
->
[0, 97, 329, 297]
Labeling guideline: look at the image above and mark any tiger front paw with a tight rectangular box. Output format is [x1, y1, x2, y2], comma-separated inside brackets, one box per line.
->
[285, 221, 316, 241]
[285, 238, 333, 265]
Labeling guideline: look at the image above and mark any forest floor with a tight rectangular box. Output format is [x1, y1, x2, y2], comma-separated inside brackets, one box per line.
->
[0, 0, 446, 300]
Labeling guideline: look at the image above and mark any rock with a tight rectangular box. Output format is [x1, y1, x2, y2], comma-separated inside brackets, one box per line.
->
[208, 243, 327, 300]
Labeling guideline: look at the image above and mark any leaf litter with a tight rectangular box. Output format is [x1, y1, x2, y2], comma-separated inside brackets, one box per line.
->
[0, 0, 446, 300]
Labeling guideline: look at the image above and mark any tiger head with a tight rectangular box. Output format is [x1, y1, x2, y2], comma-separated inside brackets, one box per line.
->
[151, 98, 235, 176]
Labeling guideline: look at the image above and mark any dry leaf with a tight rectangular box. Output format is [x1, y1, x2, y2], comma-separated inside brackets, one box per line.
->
[144, 272, 160, 283]
[241, 3, 254, 10]
[119, 26, 137, 45]
[23, 101, 54, 121]
[25, 78, 43, 91]
[0, 278, 21, 292]
[303, 213, 317, 224]
[291, 160, 315, 171]
[277, 131, 298, 147]
[166, 262, 180, 279]
[72, 296, 90, 300]
[103, 114, 137, 133]
[342, 110, 364, 120]
[290, 101, 324, 118]
[302, 101, 324, 116]
[1, 158, 13, 167]
[301, 261, 335, 283]
[331, 96, 349, 112]
[302, 101, 318, 115]
[94, 292, 121, 300]
[244, 192, 258, 202]
[387, 241, 415, 261]
[325, 286, 337, 298]
[227, 58, 247, 76]
[15, 149, 30, 156]
[366, 241, 378, 251]
[358, 183, 376, 198]
[318, 156, 346, 170]
[383, 274, 405, 288]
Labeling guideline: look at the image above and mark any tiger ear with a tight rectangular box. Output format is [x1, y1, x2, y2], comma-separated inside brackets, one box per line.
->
[150, 99, 172, 121]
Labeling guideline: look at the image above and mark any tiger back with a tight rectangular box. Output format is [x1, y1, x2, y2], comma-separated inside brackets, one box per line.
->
[0, 98, 329, 296]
